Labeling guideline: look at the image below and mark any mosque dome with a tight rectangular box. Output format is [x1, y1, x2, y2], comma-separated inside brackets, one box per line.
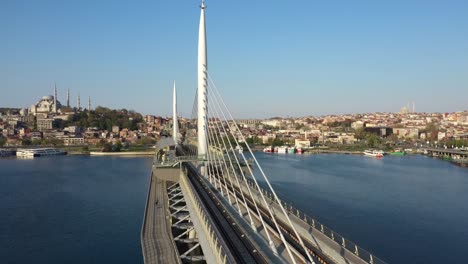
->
[42, 95, 54, 101]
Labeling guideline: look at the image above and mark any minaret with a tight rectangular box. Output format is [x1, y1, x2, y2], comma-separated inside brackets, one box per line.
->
[67, 88, 70, 108]
[88, 96, 91, 111]
[173, 81, 179, 144]
[77, 93, 81, 110]
[53, 82, 58, 113]
[197, 0, 208, 156]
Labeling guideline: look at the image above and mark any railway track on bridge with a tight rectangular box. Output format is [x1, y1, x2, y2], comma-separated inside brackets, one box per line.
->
[185, 162, 271, 264]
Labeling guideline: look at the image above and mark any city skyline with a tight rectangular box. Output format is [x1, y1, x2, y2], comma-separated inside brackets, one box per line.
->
[2, 1, 468, 118]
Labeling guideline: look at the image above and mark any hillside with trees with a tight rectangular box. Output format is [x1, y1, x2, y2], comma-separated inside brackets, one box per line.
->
[63, 106, 143, 131]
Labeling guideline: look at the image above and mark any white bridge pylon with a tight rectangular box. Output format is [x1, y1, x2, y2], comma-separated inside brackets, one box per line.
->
[197, 0, 208, 157]
[191, 1, 314, 263]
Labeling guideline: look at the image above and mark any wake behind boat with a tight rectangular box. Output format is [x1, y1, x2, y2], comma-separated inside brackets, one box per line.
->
[16, 148, 67, 158]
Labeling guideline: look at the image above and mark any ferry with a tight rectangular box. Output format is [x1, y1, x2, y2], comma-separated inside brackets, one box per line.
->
[0, 148, 15, 157]
[363, 149, 384, 158]
[16, 148, 67, 158]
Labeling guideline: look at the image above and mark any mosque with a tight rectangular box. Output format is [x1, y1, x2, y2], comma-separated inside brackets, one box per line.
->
[28, 84, 91, 116]
[29, 85, 62, 116]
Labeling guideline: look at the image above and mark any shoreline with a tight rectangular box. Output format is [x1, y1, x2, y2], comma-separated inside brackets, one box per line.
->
[89, 151, 154, 156]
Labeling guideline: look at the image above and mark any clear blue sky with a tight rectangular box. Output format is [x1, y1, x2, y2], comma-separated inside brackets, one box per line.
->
[2, 0, 468, 118]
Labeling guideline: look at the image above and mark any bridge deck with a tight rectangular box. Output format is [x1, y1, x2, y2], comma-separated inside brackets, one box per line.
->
[425, 148, 468, 155]
[237, 180, 368, 264]
[141, 172, 180, 264]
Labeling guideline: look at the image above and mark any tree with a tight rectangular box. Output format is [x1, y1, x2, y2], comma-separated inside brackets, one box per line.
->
[97, 139, 107, 148]
[424, 122, 439, 142]
[102, 142, 112, 152]
[136, 136, 156, 146]
[32, 139, 42, 145]
[63, 106, 144, 131]
[22, 139, 32, 146]
[271, 137, 284, 147]
[246, 136, 262, 145]
[365, 134, 381, 148]
[114, 140, 122, 152]
[295, 123, 305, 130]
[354, 128, 366, 140]
[0, 136, 6, 147]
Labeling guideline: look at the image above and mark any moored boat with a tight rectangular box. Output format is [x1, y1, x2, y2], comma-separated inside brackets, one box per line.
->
[0, 148, 16, 157]
[263, 146, 273, 153]
[277, 146, 288, 154]
[390, 148, 406, 156]
[363, 149, 384, 158]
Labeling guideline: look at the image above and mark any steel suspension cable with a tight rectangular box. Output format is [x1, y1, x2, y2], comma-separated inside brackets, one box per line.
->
[205, 121, 219, 190]
[206, 118, 232, 203]
[208, 74, 315, 264]
[208, 117, 242, 212]
[207, 79, 294, 260]
[207, 86, 260, 230]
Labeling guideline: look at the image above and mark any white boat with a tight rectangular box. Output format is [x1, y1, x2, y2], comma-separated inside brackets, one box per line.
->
[363, 149, 384, 158]
[277, 146, 288, 154]
[16, 148, 67, 158]
[288, 146, 296, 154]
[263, 147, 273, 153]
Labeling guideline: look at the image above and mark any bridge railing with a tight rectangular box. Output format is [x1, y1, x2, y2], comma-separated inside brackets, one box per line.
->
[246, 179, 387, 264]
[179, 169, 227, 264]
[153, 155, 207, 168]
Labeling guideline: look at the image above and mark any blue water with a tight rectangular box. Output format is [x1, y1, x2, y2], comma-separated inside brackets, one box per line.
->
[254, 153, 468, 264]
[0, 156, 151, 264]
[1, 154, 467, 263]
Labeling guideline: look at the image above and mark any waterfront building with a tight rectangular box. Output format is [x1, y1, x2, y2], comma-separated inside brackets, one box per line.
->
[36, 118, 54, 131]
[145, 115, 155, 124]
[237, 119, 261, 129]
[295, 138, 311, 148]
[64, 136, 85, 146]
[64, 126, 82, 134]
[261, 119, 284, 128]
[30, 131, 42, 140]
[351, 120, 365, 129]
[393, 128, 419, 139]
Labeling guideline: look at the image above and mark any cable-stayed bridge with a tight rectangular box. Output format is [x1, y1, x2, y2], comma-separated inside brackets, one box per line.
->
[141, 2, 386, 263]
